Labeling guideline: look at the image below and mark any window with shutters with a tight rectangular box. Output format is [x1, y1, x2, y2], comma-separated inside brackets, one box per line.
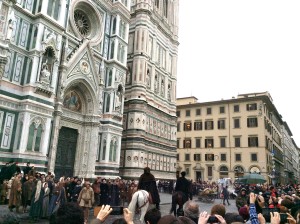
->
[235, 153, 241, 161]
[177, 154, 179, 160]
[195, 138, 201, 148]
[196, 108, 201, 116]
[247, 117, 258, 127]
[234, 118, 240, 128]
[176, 111, 180, 117]
[184, 122, 192, 131]
[208, 166, 213, 177]
[234, 105, 240, 112]
[220, 153, 226, 161]
[185, 154, 190, 161]
[207, 107, 212, 115]
[186, 110, 190, 117]
[219, 106, 225, 114]
[234, 137, 241, 147]
[205, 120, 214, 130]
[246, 103, 257, 111]
[220, 137, 226, 148]
[218, 119, 226, 129]
[183, 139, 191, 148]
[205, 139, 214, 148]
[251, 153, 258, 161]
[248, 136, 258, 147]
[194, 121, 202, 130]
[194, 154, 201, 161]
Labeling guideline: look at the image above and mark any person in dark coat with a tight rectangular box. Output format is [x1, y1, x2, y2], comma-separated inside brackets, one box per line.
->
[175, 171, 192, 203]
[138, 167, 161, 210]
[100, 179, 109, 206]
[222, 185, 230, 205]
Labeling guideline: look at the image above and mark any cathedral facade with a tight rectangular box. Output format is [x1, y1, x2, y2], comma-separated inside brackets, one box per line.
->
[0, 0, 178, 180]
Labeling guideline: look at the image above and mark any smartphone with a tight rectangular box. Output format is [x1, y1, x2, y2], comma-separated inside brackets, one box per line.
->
[207, 216, 219, 223]
[280, 213, 288, 224]
[262, 208, 279, 222]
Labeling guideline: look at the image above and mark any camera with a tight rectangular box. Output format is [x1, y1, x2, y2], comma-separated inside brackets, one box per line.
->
[207, 216, 219, 223]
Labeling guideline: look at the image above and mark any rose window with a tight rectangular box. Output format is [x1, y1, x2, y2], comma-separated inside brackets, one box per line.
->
[74, 10, 90, 36]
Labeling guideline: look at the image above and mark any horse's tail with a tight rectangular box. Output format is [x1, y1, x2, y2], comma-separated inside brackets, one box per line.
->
[128, 190, 139, 214]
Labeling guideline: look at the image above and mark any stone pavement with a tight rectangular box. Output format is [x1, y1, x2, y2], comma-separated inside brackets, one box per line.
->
[0, 193, 239, 224]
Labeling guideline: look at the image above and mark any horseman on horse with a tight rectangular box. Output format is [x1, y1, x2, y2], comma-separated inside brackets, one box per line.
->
[171, 171, 192, 216]
[137, 167, 160, 210]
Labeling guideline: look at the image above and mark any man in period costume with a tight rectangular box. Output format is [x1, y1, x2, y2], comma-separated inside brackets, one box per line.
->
[22, 175, 35, 213]
[175, 171, 192, 203]
[138, 167, 161, 210]
[78, 181, 95, 224]
[8, 172, 22, 213]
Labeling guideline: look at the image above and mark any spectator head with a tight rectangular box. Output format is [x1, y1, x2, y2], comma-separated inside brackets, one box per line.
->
[181, 171, 186, 177]
[49, 202, 84, 224]
[144, 167, 151, 174]
[183, 200, 200, 220]
[144, 208, 161, 224]
[224, 212, 245, 224]
[280, 198, 295, 210]
[157, 215, 183, 224]
[238, 206, 249, 221]
[210, 204, 226, 217]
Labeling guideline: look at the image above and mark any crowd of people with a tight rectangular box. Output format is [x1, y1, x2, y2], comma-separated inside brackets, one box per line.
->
[1, 162, 300, 224]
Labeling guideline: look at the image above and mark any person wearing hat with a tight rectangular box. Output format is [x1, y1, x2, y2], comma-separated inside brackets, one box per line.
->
[175, 171, 192, 203]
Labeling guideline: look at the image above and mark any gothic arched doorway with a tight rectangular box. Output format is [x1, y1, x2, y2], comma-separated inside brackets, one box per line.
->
[54, 127, 78, 178]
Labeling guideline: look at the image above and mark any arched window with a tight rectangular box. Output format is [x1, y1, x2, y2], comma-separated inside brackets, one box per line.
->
[27, 122, 43, 152]
[219, 166, 229, 178]
[102, 139, 106, 160]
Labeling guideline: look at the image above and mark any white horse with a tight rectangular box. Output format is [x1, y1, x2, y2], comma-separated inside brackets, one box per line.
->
[128, 190, 150, 223]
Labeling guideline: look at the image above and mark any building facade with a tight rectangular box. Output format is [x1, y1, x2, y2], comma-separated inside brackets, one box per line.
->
[0, 0, 179, 180]
[120, 0, 179, 180]
[0, 0, 131, 178]
[176, 92, 299, 184]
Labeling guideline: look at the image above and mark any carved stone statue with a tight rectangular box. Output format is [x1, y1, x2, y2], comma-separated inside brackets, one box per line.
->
[40, 62, 50, 83]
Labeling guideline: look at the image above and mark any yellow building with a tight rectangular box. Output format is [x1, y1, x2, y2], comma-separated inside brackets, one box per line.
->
[176, 92, 298, 184]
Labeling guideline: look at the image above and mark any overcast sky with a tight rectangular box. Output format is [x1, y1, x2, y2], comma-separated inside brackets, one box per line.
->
[177, 1, 300, 146]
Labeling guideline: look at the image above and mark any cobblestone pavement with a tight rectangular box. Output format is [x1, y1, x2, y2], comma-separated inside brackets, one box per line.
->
[0, 193, 239, 224]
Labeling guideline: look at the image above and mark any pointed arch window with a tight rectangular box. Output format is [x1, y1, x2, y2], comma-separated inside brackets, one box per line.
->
[27, 123, 43, 152]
